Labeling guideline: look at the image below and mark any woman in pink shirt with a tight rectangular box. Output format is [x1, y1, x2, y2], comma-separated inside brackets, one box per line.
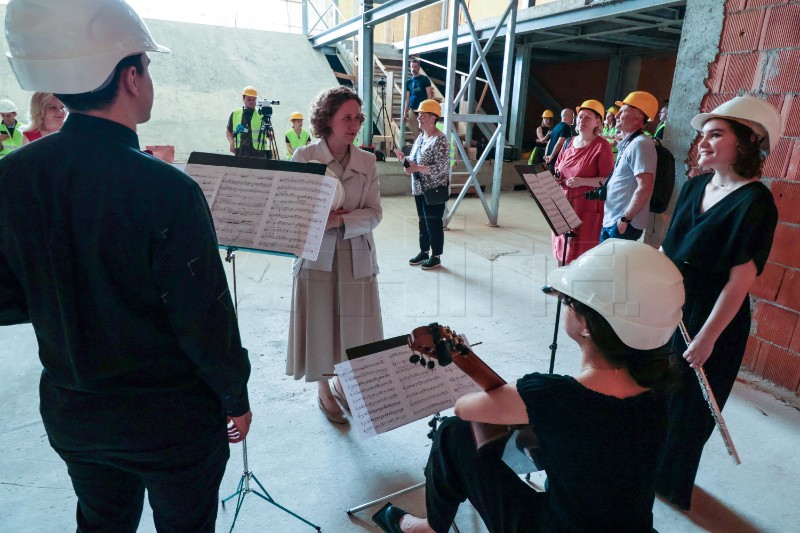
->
[552, 99, 614, 264]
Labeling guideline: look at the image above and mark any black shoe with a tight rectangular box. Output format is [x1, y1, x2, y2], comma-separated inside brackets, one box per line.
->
[420, 256, 441, 270]
[372, 502, 407, 533]
[409, 251, 429, 266]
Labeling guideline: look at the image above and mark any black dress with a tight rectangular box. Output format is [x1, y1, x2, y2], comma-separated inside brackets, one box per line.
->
[424, 373, 667, 532]
[655, 172, 777, 509]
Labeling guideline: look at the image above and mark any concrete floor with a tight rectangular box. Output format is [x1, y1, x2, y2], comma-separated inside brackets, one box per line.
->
[1, 192, 799, 532]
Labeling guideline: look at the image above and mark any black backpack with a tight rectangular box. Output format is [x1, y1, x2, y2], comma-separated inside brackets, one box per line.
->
[650, 138, 675, 214]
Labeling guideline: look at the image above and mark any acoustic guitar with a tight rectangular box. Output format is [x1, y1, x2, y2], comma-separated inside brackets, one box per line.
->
[407, 323, 521, 451]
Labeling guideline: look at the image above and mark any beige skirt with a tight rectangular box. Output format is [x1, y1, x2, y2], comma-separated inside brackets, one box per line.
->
[286, 234, 383, 382]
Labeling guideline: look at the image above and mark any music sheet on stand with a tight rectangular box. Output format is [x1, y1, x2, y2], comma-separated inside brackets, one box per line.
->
[185, 154, 335, 261]
[521, 169, 582, 236]
[334, 336, 483, 438]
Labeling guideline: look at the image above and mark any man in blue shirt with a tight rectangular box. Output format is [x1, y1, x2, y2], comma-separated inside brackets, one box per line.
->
[543, 108, 574, 174]
[404, 58, 434, 139]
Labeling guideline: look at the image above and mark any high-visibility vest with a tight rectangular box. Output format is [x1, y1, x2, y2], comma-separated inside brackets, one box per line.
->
[231, 108, 267, 151]
[0, 122, 26, 157]
[285, 128, 310, 150]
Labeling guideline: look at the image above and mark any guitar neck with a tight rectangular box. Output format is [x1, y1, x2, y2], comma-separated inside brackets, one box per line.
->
[450, 346, 507, 391]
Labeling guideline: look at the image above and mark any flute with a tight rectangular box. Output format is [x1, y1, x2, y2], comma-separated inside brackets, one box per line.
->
[678, 321, 741, 465]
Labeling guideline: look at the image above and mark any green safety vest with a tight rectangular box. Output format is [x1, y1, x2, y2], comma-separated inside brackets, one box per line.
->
[231, 108, 267, 151]
[285, 128, 311, 150]
[0, 122, 26, 157]
[602, 125, 618, 154]
[654, 122, 666, 139]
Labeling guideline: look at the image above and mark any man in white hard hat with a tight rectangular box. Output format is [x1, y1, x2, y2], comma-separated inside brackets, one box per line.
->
[600, 90, 659, 243]
[0, 1, 252, 531]
[226, 85, 272, 159]
[0, 98, 29, 157]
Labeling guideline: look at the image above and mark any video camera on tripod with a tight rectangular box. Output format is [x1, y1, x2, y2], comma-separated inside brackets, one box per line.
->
[257, 98, 280, 118]
[376, 77, 386, 89]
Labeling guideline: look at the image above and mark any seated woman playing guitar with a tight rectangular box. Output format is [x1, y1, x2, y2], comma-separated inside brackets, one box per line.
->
[373, 239, 685, 533]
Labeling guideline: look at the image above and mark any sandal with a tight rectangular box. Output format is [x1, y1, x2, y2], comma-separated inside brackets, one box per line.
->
[317, 395, 348, 425]
[331, 378, 350, 411]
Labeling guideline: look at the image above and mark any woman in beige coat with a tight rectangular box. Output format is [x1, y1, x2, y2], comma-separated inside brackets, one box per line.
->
[287, 87, 384, 424]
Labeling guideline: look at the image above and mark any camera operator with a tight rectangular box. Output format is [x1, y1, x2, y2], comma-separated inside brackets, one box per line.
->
[226, 85, 272, 159]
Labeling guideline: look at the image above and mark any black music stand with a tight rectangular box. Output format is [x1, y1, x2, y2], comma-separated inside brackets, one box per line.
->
[515, 165, 582, 375]
[220, 247, 320, 532]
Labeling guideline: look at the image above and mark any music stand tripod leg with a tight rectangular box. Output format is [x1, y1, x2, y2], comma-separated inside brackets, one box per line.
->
[346, 414, 464, 532]
[220, 250, 321, 531]
[548, 230, 574, 375]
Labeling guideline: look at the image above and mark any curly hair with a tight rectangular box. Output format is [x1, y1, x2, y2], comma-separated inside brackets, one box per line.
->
[723, 118, 764, 179]
[308, 86, 363, 139]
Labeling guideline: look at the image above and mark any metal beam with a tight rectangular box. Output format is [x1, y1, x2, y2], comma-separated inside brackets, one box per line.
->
[408, 0, 685, 54]
[509, 45, 530, 153]
[310, 0, 437, 48]
[585, 33, 678, 49]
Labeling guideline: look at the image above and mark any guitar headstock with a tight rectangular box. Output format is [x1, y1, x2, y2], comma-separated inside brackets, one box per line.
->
[407, 323, 469, 369]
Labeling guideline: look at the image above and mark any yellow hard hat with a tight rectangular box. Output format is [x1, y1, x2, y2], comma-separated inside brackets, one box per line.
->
[290, 112, 303, 121]
[242, 86, 258, 97]
[575, 100, 605, 119]
[615, 91, 658, 121]
[607, 106, 619, 115]
[416, 99, 441, 117]
[541, 109, 554, 118]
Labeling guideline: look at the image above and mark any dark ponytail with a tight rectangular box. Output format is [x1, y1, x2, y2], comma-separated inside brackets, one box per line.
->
[571, 301, 680, 392]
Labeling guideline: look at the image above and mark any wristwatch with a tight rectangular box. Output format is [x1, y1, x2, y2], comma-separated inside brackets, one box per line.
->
[620, 216, 630, 224]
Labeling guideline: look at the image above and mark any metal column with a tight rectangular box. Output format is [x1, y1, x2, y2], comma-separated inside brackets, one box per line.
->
[443, 0, 517, 227]
[399, 13, 411, 147]
[509, 44, 531, 155]
[358, 1, 375, 147]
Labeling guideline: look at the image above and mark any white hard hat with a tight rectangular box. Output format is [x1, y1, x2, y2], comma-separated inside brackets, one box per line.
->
[691, 95, 781, 155]
[0, 99, 18, 113]
[547, 239, 684, 350]
[5, 0, 170, 94]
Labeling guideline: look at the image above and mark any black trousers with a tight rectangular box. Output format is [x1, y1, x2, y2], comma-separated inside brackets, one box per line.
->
[425, 417, 542, 533]
[40, 378, 230, 533]
[415, 194, 446, 257]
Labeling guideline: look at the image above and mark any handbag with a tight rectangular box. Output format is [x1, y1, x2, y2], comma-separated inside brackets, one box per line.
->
[422, 184, 450, 205]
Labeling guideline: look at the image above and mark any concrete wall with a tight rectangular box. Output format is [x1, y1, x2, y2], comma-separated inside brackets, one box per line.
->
[0, 8, 339, 162]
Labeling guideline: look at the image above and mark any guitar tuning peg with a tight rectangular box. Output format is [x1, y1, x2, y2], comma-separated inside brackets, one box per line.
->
[427, 360, 435, 369]
[428, 419, 437, 428]
[409, 354, 420, 364]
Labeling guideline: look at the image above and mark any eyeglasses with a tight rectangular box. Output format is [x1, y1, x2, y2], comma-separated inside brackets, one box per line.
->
[541, 286, 576, 309]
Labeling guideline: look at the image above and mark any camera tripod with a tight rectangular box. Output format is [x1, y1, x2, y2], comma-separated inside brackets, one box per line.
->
[256, 113, 280, 161]
[376, 80, 395, 153]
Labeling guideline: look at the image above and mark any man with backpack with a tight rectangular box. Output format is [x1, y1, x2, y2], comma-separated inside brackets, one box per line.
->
[600, 91, 658, 243]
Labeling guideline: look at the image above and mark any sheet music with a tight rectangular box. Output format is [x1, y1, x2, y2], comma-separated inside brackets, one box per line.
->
[521, 169, 582, 236]
[335, 336, 483, 438]
[185, 155, 335, 260]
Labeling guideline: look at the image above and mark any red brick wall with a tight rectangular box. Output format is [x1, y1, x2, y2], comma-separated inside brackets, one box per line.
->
[705, 0, 800, 394]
